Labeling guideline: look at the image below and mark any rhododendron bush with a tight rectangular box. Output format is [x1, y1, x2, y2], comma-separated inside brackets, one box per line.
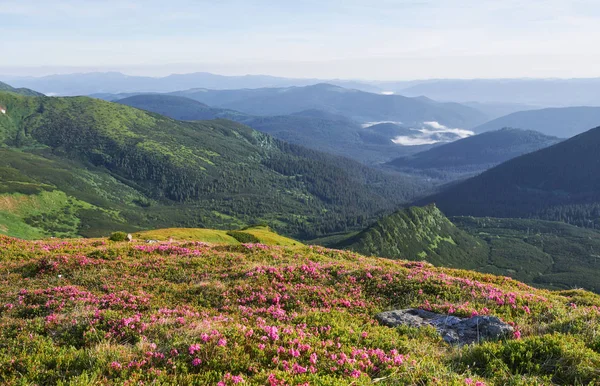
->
[0, 235, 599, 385]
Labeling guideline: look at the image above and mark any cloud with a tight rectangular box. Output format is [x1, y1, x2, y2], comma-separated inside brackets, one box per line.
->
[392, 121, 474, 146]
[391, 136, 440, 146]
[361, 121, 402, 128]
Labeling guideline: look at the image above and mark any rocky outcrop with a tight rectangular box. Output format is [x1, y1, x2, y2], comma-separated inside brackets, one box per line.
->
[375, 308, 514, 345]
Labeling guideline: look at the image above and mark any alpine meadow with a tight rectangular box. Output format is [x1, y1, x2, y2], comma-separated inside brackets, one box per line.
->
[3, 1, 600, 385]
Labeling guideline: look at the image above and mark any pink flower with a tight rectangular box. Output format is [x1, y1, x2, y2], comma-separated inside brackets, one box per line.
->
[350, 369, 361, 378]
[310, 352, 318, 365]
[292, 363, 307, 374]
[192, 358, 202, 366]
[513, 330, 522, 339]
[189, 344, 201, 355]
[218, 338, 227, 347]
[110, 361, 122, 370]
[465, 379, 474, 385]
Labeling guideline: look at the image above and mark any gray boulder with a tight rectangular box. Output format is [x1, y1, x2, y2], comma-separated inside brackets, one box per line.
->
[375, 308, 514, 345]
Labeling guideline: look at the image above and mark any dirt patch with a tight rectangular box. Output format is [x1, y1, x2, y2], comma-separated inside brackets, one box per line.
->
[0, 195, 30, 212]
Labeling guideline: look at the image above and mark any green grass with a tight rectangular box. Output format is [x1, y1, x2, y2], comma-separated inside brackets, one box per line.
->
[1, 234, 600, 384]
[134, 225, 302, 246]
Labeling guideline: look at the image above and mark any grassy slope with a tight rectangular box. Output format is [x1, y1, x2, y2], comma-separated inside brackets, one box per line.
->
[134, 225, 301, 246]
[1, 236, 600, 384]
[336, 205, 489, 270]
[0, 91, 425, 240]
[330, 205, 600, 294]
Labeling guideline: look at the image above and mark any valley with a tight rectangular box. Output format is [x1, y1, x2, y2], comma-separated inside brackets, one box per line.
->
[2, 68, 600, 385]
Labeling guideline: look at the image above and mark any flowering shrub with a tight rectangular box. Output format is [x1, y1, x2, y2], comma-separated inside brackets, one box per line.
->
[0, 236, 598, 384]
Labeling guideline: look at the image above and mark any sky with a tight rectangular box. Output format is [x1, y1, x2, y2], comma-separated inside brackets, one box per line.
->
[2, 0, 600, 79]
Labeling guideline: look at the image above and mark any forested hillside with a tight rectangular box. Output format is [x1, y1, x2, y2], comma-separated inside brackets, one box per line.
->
[116, 94, 250, 121]
[419, 125, 600, 228]
[0, 91, 427, 239]
[387, 128, 561, 181]
[330, 205, 600, 293]
[114, 94, 430, 164]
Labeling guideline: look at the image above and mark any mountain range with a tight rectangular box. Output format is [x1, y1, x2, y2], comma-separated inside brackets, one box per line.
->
[397, 78, 600, 106]
[420, 124, 600, 228]
[8, 71, 600, 108]
[0, 90, 428, 239]
[472, 106, 600, 137]
[116, 94, 436, 164]
[2, 72, 382, 96]
[387, 128, 562, 181]
[166, 84, 488, 127]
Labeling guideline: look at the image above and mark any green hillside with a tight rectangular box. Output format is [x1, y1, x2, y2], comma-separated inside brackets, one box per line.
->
[114, 94, 432, 164]
[454, 216, 600, 292]
[335, 205, 489, 269]
[329, 205, 600, 294]
[135, 225, 301, 246]
[116, 94, 250, 121]
[0, 92, 426, 239]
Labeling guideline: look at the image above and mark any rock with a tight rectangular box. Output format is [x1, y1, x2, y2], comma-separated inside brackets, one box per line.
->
[375, 308, 514, 345]
[126, 233, 133, 242]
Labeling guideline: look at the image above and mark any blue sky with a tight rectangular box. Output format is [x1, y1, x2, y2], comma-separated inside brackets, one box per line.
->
[2, 0, 600, 79]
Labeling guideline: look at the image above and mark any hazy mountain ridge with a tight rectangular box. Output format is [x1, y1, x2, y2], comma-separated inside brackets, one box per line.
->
[2, 71, 383, 96]
[0, 81, 44, 97]
[387, 128, 562, 181]
[472, 106, 600, 137]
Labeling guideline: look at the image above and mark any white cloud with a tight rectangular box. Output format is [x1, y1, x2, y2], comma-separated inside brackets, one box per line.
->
[392, 121, 474, 146]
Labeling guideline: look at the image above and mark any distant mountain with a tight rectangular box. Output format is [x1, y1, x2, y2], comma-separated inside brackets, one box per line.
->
[387, 128, 562, 180]
[112, 94, 444, 164]
[419, 125, 600, 228]
[3, 72, 382, 96]
[0, 91, 427, 239]
[397, 78, 600, 106]
[0, 81, 43, 97]
[242, 115, 432, 164]
[335, 205, 488, 269]
[116, 94, 251, 121]
[462, 101, 540, 120]
[171, 83, 488, 128]
[472, 107, 600, 137]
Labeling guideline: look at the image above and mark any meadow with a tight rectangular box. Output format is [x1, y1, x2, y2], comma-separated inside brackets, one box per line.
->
[0, 234, 599, 385]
